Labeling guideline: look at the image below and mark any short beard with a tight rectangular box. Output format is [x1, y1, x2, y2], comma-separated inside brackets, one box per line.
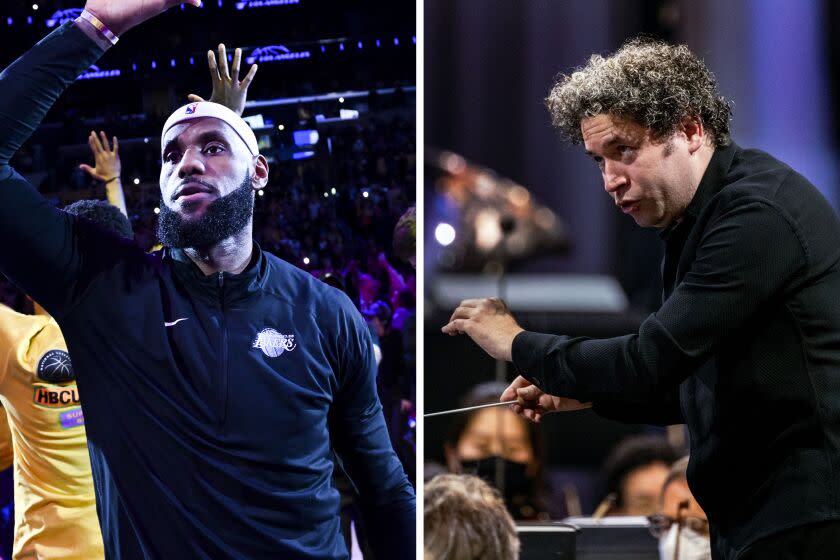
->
[157, 174, 254, 249]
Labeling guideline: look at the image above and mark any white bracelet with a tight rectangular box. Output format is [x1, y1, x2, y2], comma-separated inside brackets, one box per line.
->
[76, 9, 119, 46]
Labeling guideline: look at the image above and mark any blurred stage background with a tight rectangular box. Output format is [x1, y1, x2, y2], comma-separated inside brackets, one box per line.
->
[424, 0, 840, 519]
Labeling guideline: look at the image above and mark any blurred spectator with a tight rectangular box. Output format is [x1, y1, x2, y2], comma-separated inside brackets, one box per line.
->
[441, 382, 547, 520]
[599, 435, 681, 517]
[424, 474, 520, 560]
[392, 206, 416, 267]
[648, 457, 711, 560]
[363, 300, 413, 484]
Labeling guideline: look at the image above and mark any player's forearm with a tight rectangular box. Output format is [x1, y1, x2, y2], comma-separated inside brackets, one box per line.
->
[0, 22, 108, 169]
[335, 412, 416, 557]
[105, 178, 129, 217]
[365, 492, 416, 558]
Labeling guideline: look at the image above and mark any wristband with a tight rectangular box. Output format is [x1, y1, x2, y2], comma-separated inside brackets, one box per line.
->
[104, 176, 120, 184]
[76, 10, 119, 46]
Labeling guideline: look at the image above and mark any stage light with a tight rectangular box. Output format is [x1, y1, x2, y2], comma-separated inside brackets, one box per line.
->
[32, 4, 38, 10]
[170, 59, 176, 68]
[330, 188, 336, 195]
[257, 190, 264, 197]
[277, 124, 285, 131]
[394, 37, 399, 46]
[435, 223, 456, 246]
[133, 178, 140, 185]
[323, 192, 329, 198]
[357, 41, 362, 49]
[143, 138, 149, 144]
[376, 39, 380, 47]
[303, 257, 310, 265]
[151, 60, 157, 69]
[362, 191, 369, 199]
[189, 57, 195, 65]
[132, 63, 137, 71]
[339, 43, 344, 51]
[6, 17, 12, 26]
[27, 16, 32, 24]
[338, 97, 344, 103]
[321, 46, 326, 53]
[292, 130, 320, 148]
[153, 207, 160, 214]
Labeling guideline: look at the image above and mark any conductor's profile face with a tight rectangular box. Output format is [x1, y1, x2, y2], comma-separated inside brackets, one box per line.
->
[581, 113, 694, 229]
[159, 117, 254, 221]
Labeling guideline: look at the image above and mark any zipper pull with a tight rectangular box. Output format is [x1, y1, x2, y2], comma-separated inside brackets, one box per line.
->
[218, 271, 224, 288]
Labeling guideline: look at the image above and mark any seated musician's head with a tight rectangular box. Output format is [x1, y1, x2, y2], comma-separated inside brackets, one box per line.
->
[601, 434, 680, 516]
[648, 456, 711, 560]
[444, 381, 545, 520]
[424, 473, 520, 560]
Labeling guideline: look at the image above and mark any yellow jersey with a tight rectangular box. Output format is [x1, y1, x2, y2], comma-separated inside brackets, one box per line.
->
[0, 304, 102, 559]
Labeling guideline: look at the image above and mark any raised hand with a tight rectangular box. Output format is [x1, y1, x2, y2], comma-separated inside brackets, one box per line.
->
[501, 376, 592, 423]
[442, 298, 524, 361]
[79, 131, 120, 182]
[187, 44, 258, 116]
[83, 0, 201, 36]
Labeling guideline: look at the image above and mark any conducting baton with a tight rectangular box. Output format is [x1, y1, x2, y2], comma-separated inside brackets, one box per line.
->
[424, 400, 518, 418]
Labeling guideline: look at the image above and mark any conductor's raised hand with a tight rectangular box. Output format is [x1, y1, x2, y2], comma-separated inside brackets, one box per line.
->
[501, 376, 592, 423]
[441, 298, 524, 361]
[187, 44, 258, 116]
[83, 0, 201, 36]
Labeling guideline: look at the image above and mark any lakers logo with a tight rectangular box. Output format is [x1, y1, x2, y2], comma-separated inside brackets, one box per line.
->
[37, 349, 74, 383]
[252, 328, 296, 358]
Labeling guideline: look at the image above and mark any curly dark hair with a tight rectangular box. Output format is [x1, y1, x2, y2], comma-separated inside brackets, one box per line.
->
[546, 38, 732, 147]
[63, 199, 134, 240]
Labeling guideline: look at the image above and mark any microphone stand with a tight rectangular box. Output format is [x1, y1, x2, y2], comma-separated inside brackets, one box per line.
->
[494, 215, 516, 498]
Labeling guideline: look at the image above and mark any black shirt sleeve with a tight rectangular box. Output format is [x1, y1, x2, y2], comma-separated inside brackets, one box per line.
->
[328, 299, 415, 558]
[0, 23, 117, 316]
[512, 197, 808, 410]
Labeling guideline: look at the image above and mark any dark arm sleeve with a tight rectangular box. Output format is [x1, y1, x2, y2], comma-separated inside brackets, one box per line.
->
[328, 298, 415, 558]
[0, 22, 112, 316]
[591, 390, 683, 426]
[511, 199, 807, 414]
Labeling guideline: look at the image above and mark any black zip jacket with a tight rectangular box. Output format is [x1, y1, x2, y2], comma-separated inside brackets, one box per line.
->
[513, 142, 840, 559]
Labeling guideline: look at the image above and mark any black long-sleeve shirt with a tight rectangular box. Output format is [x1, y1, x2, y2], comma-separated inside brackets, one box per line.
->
[513, 142, 840, 559]
[0, 22, 415, 559]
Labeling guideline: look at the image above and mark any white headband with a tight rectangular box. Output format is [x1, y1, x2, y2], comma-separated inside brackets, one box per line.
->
[161, 102, 259, 156]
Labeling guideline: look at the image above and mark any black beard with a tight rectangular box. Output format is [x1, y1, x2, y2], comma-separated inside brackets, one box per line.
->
[157, 175, 254, 249]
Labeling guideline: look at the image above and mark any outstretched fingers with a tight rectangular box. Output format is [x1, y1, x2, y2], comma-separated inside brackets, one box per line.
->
[207, 49, 220, 84]
[217, 43, 229, 79]
[99, 131, 111, 153]
[231, 48, 242, 83]
[89, 130, 104, 154]
[240, 63, 258, 89]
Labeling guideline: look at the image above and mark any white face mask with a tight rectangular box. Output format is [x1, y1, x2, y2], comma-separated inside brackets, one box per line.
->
[658, 523, 712, 560]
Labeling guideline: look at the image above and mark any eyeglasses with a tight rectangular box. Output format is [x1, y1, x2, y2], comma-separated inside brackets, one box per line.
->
[646, 513, 709, 539]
